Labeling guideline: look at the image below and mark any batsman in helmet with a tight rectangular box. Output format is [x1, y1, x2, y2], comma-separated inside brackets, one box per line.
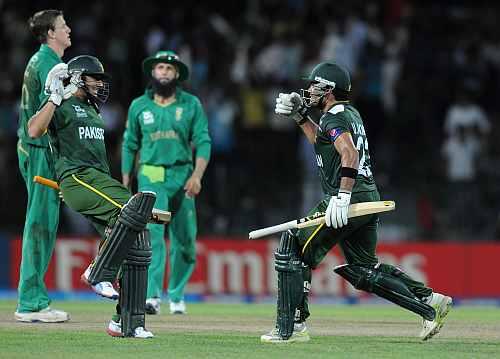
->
[261, 62, 452, 343]
[27, 55, 156, 338]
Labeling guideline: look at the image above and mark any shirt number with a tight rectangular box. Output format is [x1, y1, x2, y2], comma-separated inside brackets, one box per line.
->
[356, 136, 372, 178]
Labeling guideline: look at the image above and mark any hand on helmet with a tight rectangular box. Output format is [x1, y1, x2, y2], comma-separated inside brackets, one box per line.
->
[275, 92, 306, 124]
[45, 64, 74, 105]
[325, 190, 351, 229]
[47, 78, 65, 106]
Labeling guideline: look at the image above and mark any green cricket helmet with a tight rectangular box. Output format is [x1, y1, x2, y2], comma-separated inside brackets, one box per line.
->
[142, 50, 189, 81]
[67, 55, 111, 103]
[301, 62, 351, 107]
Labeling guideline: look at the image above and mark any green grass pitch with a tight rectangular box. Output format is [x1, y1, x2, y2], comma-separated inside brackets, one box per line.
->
[0, 300, 499, 358]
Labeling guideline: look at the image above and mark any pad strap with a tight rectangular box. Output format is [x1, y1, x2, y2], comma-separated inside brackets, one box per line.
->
[334, 264, 436, 321]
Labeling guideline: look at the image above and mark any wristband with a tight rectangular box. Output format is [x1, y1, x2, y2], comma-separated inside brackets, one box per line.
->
[340, 167, 358, 179]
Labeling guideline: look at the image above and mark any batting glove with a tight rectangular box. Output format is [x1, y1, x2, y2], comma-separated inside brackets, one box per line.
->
[275, 92, 307, 125]
[48, 78, 65, 106]
[325, 190, 351, 229]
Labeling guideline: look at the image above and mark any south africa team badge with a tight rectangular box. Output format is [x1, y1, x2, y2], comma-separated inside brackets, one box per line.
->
[175, 107, 183, 121]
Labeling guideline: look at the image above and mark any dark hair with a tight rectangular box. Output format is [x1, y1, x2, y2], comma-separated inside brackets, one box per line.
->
[28, 9, 63, 44]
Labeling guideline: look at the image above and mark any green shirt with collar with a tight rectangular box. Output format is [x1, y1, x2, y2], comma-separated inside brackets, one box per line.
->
[122, 88, 211, 174]
[314, 103, 377, 195]
[18, 44, 62, 147]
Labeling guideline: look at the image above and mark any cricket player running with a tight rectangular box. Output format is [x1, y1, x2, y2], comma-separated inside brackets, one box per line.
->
[28, 55, 155, 338]
[122, 51, 211, 315]
[261, 62, 452, 343]
[16, 9, 71, 323]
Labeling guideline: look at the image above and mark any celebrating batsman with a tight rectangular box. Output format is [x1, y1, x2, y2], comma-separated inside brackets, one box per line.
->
[28, 55, 156, 338]
[261, 62, 452, 343]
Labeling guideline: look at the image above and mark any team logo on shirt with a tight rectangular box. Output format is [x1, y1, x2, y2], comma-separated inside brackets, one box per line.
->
[72, 105, 88, 118]
[78, 126, 104, 140]
[175, 107, 183, 121]
[142, 111, 155, 125]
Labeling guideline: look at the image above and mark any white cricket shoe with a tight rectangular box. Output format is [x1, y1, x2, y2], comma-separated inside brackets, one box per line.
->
[92, 281, 119, 300]
[132, 327, 154, 339]
[261, 322, 310, 343]
[169, 300, 186, 314]
[15, 307, 70, 323]
[145, 298, 161, 315]
[419, 292, 453, 340]
[106, 317, 122, 337]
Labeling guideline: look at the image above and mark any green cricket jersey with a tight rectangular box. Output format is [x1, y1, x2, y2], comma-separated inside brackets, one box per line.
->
[314, 103, 377, 195]
[47, 97, 110, 181]
[18, 44, 62, 147]
[122, 88, 211, 174]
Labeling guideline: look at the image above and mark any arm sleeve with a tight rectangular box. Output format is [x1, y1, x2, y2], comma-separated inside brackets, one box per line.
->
[191, 98, 212, 161]
[121, 104, 141, 174]
[321, 113, 350, 143]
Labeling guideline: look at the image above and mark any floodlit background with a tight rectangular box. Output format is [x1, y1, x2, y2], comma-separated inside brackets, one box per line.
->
[1, 0, 500, 301]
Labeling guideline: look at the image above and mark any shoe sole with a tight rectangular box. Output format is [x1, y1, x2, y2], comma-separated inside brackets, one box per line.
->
[170, 311, 186, 315]
[422, 297, 452, 341]
[106, 328, 123, 337]
[15, 315, 70, 323]
[261, 336, 310, 344]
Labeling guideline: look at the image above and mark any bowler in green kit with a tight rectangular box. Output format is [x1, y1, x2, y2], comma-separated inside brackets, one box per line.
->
[15, 9, 71, 323]
[28, 55, 156, 338]
[122, 50, 211, 315]
[261, 62, 453, 343]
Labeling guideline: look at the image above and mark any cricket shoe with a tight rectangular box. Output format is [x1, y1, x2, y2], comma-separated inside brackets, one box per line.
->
[169, 300, 186, 314]
[132, 327, 154, 339]
[145, 298, 161, 315]
[15, 307, 70, 323]
[91, 281, 119, 300]
[260, 322, 310, 343]
[81, 263, 119, 300]
[106, 315, 122, 337]
[419, 292, 453, 340]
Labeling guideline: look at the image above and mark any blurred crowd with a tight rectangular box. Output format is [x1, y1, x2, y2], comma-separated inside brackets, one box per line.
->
[1, 0, 500, 240]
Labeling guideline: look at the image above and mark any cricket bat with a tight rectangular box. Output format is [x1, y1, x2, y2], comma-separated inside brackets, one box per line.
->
[248, 201, 395, 239]
[33, 175, 171, 224]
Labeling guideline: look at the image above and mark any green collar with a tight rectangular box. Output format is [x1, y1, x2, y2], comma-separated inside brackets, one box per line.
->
[39, 44, 61, 61]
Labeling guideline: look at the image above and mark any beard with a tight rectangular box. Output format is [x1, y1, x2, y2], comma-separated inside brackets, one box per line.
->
[151, 77, 177, 98]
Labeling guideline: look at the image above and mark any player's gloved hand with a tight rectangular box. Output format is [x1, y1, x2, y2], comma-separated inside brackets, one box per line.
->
[325, 190, 352, 229]
[275, 92, 307, 125]
[47, 78, 65, 106]
[45, 63, 69, 106]
[62, 83, 78, 100]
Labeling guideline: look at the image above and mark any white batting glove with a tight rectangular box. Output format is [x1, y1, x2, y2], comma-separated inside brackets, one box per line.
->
[48, 78, 64, 106]
[45, 63, 68, 91]
[275, 92, 306, 124]
[325, 190, 352, 229]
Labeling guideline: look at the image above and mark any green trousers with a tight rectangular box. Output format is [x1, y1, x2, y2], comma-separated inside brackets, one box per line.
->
[16, 140, 60, 313]
[59, 167, 131, 238]
[296, 190, 432, 318]
[137, 164, 197, 303]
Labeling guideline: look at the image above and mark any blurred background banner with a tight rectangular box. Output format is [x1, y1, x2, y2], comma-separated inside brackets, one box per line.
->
[6, 237, 500, 299]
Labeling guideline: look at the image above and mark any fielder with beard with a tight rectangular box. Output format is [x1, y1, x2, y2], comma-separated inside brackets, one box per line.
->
[121, 51, 211, 315]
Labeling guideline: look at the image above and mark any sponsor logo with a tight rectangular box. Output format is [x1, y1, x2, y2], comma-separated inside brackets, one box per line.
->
[142, 111, 154, 125]
[72, 105, 88, 118]
[175, 107, 183, 121]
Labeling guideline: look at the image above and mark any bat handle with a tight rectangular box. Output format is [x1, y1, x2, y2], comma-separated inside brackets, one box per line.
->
[249, 220, 297, 239]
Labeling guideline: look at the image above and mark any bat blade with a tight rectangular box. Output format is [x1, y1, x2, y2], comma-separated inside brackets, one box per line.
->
[249, 201, 395, 239]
